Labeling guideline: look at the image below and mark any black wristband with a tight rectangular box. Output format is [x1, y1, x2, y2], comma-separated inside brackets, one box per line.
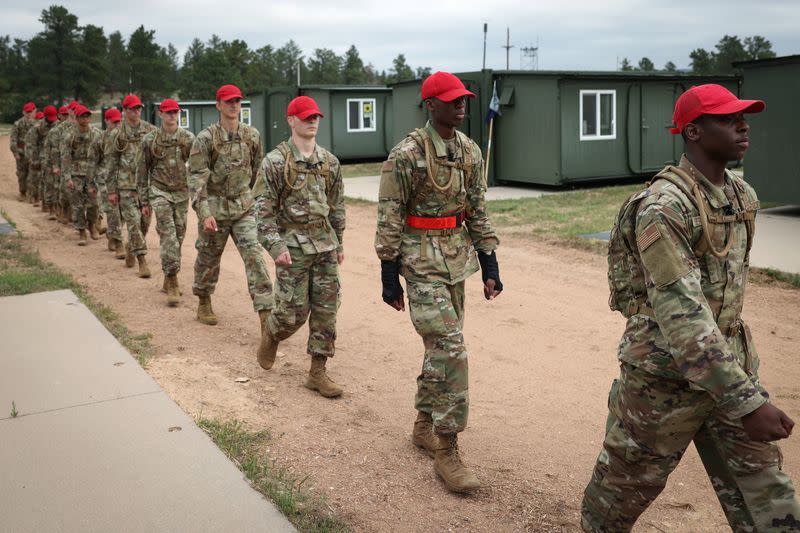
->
[380, 259, 404, 304]
[477, 251, 503, 292]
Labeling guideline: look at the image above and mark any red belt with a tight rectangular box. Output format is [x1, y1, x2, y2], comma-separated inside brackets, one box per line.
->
[406, 213, 464, 230]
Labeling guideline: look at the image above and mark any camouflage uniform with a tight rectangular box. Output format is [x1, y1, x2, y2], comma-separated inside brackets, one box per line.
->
[61, 126, 102, 230]
[49, 121, 76, 217]
[582, 155, 800, 532]
[105, 120, 157, 257]
[95, 128, 122, 242]
[138, 127, 195, 275]
[375, 121, 498, 434]
[188, 121, 272, 312]
[23, 120, 56, 203]
[253, 139, 345, 357]
[9, 116, 34, 196]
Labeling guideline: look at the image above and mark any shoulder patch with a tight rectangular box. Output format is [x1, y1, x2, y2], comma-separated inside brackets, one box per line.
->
[637, 223, 661, 252]
[381, 160, 394, 172]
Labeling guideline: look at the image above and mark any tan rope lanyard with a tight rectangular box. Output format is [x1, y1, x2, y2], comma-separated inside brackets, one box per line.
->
[114, 121, 143, 153]
[685, 166, 737, 259]
[70, 130, 91, 158]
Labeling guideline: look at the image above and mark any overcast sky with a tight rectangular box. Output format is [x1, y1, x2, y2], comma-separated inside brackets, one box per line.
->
[2, 1, 799, 73]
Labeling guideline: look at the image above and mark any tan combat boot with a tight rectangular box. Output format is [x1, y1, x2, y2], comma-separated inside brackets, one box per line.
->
[57, 206, 67, 224]
[114, 240, 126, 260]
[304, 355, 343, 398]
[97, 217, 107, 235]
[48, 206, 57, 220]
[432, 434, 481, 494]
[107, 237, 115, 251]
[77, 229, 88, 246]
[88, 222, 100, 240]
[197, 296, 218, 325]
[257, 310, 278, 370]
[137, 255, 151, 278]
[125, 250, 135, 268]
[41, 202, 48, 213]
[412, 411, 439, 457]
[166, 274, 180, 307]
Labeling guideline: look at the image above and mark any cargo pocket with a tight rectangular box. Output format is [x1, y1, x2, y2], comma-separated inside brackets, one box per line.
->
[408, 282, 447, 338]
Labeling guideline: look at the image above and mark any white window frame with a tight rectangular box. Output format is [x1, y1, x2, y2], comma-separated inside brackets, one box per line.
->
[579, 90, 616, 141]
[346, 98, 377, 133]
[179, 108, 190, 129]
[240, 107, 251, 126]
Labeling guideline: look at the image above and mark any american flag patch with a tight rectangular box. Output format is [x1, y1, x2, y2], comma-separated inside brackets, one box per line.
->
[637, 223, 661, 251]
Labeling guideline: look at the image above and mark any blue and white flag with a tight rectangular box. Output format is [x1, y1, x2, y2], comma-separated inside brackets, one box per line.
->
[486, 80, 501, 122]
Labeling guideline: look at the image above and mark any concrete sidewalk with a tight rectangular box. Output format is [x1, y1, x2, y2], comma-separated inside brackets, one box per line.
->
[344, 175, 554, 202]
[0, 290, 295, 533]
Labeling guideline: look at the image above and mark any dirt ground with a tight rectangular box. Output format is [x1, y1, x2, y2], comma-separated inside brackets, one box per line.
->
[2, 134, 798, 532]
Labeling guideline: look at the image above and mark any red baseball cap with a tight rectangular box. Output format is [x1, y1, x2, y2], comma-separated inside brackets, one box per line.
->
[43, 105, 58, 122]
[671, 84, 765, 134]
[23, 102, 36, 113]
[421, 72, 476, 102]
[35, 111, 44, 120]
[287, 96, 323, 120]
[159, 98, 180, 112]
[216, 84, 243, 102]
[67, 101, 79, 110]
[58, 106, 68, 114]
[122, 94, 143, 109]
[74, 104, 91, 117]
[104, 108, 122, 122]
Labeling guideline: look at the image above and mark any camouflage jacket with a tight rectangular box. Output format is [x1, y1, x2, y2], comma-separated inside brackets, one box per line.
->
[10, 117, 35, 157]
[138, 127, 195, 206]
[46, 121, 75, 173]
[375, 121, 498, 284]
[619, 155, 765, 419]
[23, 120, 56, 168]
[61, 126, 102, 186]
[189, 122, 263, 222]
[253, 139, 345, 258]
[104, 120, 157, 193]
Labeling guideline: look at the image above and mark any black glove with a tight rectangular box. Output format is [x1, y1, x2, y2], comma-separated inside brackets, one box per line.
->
[381, 259, 404, 304]
[478, 251, 503, 292]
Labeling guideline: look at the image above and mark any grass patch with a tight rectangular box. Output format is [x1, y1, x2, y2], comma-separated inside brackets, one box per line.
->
[750, 268, 800, 290]
[488, 183, 643, 251]
[0, 208, 16, 228]
[198, 417, 348, 533]
[344, 196, 375, 207]
[0, 232, 154, 366]
[341, 161, 382, 179]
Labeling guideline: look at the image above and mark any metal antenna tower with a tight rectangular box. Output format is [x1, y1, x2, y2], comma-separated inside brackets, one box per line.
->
[502, 27, 515, 69]
[520, 36, 539, 70]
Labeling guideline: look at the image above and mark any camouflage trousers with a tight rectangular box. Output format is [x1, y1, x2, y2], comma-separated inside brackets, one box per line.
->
[192, 211, 273, 312]
[268, 247, 339, 357]
[98, 184, 122, 241]
[407, 279, 469, 435]
[15, 156, 28, 195]
[118, 190, 151, 256]
[58, 173, 70, 213]
[26, 163, 42, 202]
[582, 362, 800, 532]
[152, 195, 187, 276]
[68, 176, 98, 230]
[42, 169, 58, 207]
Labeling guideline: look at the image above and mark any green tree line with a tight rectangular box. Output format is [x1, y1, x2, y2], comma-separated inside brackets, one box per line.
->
[619, 34, 776, 73]
[0, 5, 430, 121]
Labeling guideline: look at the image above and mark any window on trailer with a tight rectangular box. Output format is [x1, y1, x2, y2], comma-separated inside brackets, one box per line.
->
[347, 98, 377, 132]
[580, 90, 616, 140]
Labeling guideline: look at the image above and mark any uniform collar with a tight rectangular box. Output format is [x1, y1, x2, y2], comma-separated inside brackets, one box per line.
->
[678, 154, 731, 209]
[288, 138, 322, 165]
[424, 121, 458, 159]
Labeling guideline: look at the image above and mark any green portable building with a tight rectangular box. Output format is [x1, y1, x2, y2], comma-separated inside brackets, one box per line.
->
[147, 100, 254, 137]
[390, 71, 739, 186]
[734, 55, 800, 205]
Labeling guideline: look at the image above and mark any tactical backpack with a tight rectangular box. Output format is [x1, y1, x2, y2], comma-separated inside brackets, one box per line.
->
[607, 165, 758, 319]
[272, 141, 334, 211]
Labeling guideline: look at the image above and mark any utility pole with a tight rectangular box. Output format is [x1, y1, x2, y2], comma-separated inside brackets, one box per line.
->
[482, 23, 488, 70]
[296, 61, 301, 86]
[502, 27, 515, 70]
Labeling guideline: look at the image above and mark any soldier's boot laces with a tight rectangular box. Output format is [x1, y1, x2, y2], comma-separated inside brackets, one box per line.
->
[125, 249, 135, 268]
[196, 296, 218, 325]
[304, 355, 343, 398]
[433, 434, 481, 494]
[412, 411, 439, 457]
[136, 255, 151, 278]
[257, 310, 277, 370]
[114, 240, 126, 260]
[88, 222, 100, 240]
[166, 274, 180, 307]
[77, 229, 88, 246]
